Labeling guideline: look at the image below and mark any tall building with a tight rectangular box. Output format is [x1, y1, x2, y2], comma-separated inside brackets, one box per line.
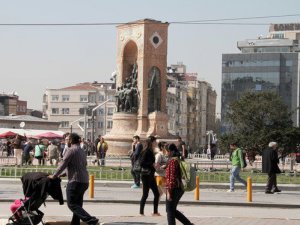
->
[222, 23, 300, 132]
[43, 82, 116, 140]
[167, 63, 217, 151]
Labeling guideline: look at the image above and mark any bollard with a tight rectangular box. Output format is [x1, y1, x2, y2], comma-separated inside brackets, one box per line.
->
[247, 177, 252, 202]
[194, 175, 199, 201]
[89, 174, 94, 199]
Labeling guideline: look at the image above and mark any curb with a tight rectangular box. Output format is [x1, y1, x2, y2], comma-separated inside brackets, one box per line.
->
[0, 199, 299, 209]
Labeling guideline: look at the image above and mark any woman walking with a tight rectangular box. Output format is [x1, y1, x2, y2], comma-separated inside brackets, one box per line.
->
[139, 135, 160, 216]
[165, 143, 194, 225]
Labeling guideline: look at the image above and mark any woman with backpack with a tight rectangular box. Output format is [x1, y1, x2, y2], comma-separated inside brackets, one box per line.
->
[165, 143, 194, 225]
[139, 135, 160, 216]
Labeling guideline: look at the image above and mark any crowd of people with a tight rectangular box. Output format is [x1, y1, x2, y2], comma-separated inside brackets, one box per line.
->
[0, 134, 108, 167]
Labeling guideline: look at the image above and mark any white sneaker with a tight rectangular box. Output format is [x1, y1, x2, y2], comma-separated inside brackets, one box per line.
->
[227, 189, 234, 192]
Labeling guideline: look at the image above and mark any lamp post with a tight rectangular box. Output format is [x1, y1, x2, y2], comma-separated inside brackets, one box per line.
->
[70, 117, 85, 133]
[91, 99, 110, 146]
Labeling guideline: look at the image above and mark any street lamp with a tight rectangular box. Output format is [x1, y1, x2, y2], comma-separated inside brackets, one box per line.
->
[91, 99, 110, 146]
[70, 116, 85, 133]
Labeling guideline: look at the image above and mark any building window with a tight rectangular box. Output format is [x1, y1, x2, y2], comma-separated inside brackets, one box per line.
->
[107, 94, 114, 101]
[98, 121, 104, 129]
[62, 95, 70, 102]
[61, 121, 69, 128]
[107, 107, 114, 115]
[80, 95, 88, 102]
[52, 108, 59, 114]
[99, 95, 105, 102]
[52, 95, 59, 101]
[89, 93, 96, 103]
[98, 108, 104, 115]
[107, 121, 113, 129]
[62, 108, 70, 114]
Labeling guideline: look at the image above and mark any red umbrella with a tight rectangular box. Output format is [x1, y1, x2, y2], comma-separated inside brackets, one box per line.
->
[0, 131, 18, 138]
[34, 132, 63, 139]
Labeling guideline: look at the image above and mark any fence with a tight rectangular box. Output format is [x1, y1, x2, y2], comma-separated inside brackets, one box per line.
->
[0, 166, 299, 184]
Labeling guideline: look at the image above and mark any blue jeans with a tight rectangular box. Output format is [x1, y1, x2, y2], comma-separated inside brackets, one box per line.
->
[66, 182, 98, 225]
[230, 166, 247, 191]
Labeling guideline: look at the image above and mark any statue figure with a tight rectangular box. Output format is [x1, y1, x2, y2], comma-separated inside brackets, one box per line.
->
[124, 84, 134, 112]
[148, 66, 161, 113]
[131, 62, 138, 81]
[115, 62, 140, 113]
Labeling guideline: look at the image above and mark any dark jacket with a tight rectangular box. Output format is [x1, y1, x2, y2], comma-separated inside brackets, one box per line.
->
[140, 148, 155, 174]
[262, 147, 281, 174]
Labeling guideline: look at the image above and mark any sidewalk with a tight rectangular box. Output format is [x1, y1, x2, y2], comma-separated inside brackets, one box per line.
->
[1, 179, 300, 225]
[0, 178, 299, 208]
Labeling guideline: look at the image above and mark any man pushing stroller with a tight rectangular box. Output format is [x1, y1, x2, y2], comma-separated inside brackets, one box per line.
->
[49, 133, 99, 225]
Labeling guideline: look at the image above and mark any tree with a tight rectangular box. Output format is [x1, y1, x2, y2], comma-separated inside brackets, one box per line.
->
[220, 91, 300, 155]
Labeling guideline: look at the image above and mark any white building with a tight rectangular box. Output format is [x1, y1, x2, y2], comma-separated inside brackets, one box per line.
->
[43, 82, 116, 141]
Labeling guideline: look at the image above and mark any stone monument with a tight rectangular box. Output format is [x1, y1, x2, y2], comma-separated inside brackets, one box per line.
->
[105, 19, 171, 155]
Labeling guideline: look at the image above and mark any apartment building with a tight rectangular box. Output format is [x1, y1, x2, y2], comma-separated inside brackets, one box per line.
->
[43, 82, 116, 141]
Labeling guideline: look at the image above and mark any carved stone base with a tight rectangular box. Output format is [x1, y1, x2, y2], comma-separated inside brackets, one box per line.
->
[104, 112, 138, 156]
[147, 111, 169, 138]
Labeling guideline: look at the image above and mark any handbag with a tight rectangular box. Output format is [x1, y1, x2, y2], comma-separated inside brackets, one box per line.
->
[133, 159, 141, 173]
[141, 167, 151, 176]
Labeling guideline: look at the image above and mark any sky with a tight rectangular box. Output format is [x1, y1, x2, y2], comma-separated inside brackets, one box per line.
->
[1, 0, 300, 113]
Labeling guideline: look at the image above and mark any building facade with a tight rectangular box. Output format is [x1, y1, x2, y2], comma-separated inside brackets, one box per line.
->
[0, 94, 27, 116]
[222, 23, 300, 132]
[167, 63, 217, 152]
[43, 82, 116, 141]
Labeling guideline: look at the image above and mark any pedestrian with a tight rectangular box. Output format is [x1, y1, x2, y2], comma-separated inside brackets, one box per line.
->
[130, 135, 143, 188]
[262, 142, 281, 194]
[165, 143, 194, 225]
[80, 138, 88, 156]
[62, 132, 70, 157]
[227, 142, 247, 192]
[139, 135, 160, 216]
[94, 135, 101, 155]
[12, 134, 23, 166]
[154, 141, 168, 199]
[23, 140, 34, 165]
[97, 137, 108, 166]
[34, 139, 46, 166]
[176, 136, 187, 159]
[49, 133, 99, 225]
[47, 141, 59, 166]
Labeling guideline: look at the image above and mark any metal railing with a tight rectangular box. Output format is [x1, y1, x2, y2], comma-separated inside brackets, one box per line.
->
[0, 166, 299, 184]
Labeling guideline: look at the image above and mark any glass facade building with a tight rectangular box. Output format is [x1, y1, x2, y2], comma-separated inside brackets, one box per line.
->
[222, 51, 300, 132]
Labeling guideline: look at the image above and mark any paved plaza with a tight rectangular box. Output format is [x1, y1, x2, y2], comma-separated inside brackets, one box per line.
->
[0, 179, 300, 224]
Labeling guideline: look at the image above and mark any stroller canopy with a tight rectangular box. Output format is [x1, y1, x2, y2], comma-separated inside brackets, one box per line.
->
[21, 172, 64, 210]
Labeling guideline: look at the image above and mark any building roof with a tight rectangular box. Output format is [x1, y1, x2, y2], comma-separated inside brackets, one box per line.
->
[61, 83, 99, 91]
[0, 115, 58, 123]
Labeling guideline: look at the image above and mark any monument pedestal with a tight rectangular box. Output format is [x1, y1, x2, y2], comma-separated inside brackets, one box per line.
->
[105, 112, 137, 156]
[147, 111, 169, 138]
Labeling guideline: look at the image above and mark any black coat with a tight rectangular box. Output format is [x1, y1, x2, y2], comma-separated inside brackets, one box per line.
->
[262, 147, 281, 174]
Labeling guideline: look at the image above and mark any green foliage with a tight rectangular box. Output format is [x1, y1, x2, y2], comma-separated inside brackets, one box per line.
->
[221, 91, 300, 154]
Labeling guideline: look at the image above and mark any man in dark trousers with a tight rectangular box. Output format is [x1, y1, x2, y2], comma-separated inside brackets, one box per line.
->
[262, 141, 281, 194]
[49, 133, 99, 225]
[131, 135, 143, 188]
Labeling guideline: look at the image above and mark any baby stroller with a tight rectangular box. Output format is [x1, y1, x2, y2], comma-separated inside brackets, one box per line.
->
[7, 172, 64, 225]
